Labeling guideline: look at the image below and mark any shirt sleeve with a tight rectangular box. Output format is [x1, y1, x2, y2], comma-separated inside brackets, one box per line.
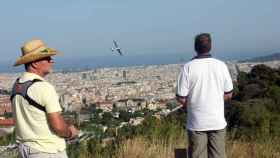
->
[176, 65, 190, 97]
[40, 82, 63, 113]
[223, 64, 233, 93]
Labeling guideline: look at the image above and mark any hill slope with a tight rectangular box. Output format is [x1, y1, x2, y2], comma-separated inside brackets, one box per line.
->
[239, 53, 280, 62]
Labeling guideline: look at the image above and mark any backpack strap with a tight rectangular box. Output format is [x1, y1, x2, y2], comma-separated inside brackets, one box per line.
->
[10, 78, 46, 112]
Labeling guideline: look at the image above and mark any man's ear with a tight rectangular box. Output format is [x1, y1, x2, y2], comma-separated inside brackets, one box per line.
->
[30, 61, 39, 69]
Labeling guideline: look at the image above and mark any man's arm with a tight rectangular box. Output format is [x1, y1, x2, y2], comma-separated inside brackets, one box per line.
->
[175, 65, 189, 108]
[223, 64, 233, 102]
[41, 83, 79, 139]
[47, 112, 79, 139]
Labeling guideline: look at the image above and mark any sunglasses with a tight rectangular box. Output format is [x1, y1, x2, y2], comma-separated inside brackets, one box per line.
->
[38, 57, 53, 63]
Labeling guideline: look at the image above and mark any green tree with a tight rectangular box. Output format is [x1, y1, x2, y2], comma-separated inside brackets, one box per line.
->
[267, 85, 280, 107]
[250, 64, 276, 84]
[136, 115, 160, 139]
[101, 112, 113, 125]
[119, 110, 131, 122]
[231, 99, 271, 139]
[239, 83, 266, 101]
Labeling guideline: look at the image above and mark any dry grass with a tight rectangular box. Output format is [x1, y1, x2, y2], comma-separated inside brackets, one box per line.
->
[114, 136, 186, 158]
[114, 136, 280, 158]
[227, 139, 280, 158]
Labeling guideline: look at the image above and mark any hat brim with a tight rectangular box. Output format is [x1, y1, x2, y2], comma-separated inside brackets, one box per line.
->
[14, 48, 61, 66]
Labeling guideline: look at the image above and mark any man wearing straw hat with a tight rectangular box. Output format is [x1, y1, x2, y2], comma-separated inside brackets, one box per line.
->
[176, 33, 233, 158]
[11, 39, 79, 158]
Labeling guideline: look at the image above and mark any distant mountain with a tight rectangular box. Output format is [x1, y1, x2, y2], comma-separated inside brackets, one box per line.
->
[239, 53, 280, 63]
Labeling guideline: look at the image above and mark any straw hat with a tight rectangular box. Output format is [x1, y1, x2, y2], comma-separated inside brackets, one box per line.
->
[14, 39, 61, 66]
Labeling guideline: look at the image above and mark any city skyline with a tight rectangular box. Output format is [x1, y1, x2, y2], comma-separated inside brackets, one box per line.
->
[0, 0, 279, 71]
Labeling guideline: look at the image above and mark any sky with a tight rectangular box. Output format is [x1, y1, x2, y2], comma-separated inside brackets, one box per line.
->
[0, 0, 279, 71]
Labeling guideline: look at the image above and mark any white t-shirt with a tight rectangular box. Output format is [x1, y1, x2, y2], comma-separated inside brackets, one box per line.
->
[176, 56, 233, 131]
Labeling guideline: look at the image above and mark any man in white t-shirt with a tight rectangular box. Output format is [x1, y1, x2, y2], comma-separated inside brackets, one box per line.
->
[176, 33, 233, 158]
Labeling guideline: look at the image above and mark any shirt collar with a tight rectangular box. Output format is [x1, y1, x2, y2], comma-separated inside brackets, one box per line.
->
[192, 53, 212, 60]
[22, 72, 45, 81]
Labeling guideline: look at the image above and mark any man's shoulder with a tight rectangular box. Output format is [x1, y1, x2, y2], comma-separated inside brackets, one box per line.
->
[27, 81, 58, 102]
[185, 57, 222, 65]
[33, 80, 55, 89]
[207, 58, 228, 67]
[184, 57, 227, 67]
[24, 79, 56, 93]
[181, 62, 192, 70]
[16, 75, 50, 87]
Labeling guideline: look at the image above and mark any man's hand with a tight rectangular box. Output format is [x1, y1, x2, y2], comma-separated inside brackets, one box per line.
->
[68, 125, 79, 139]
[176, 96, 188, 108]
[224, 92, 233, 102]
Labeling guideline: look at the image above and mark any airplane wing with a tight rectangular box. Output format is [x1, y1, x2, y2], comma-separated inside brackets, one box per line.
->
[113, 40, 118, 48]
[117, 49, 123, 56]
